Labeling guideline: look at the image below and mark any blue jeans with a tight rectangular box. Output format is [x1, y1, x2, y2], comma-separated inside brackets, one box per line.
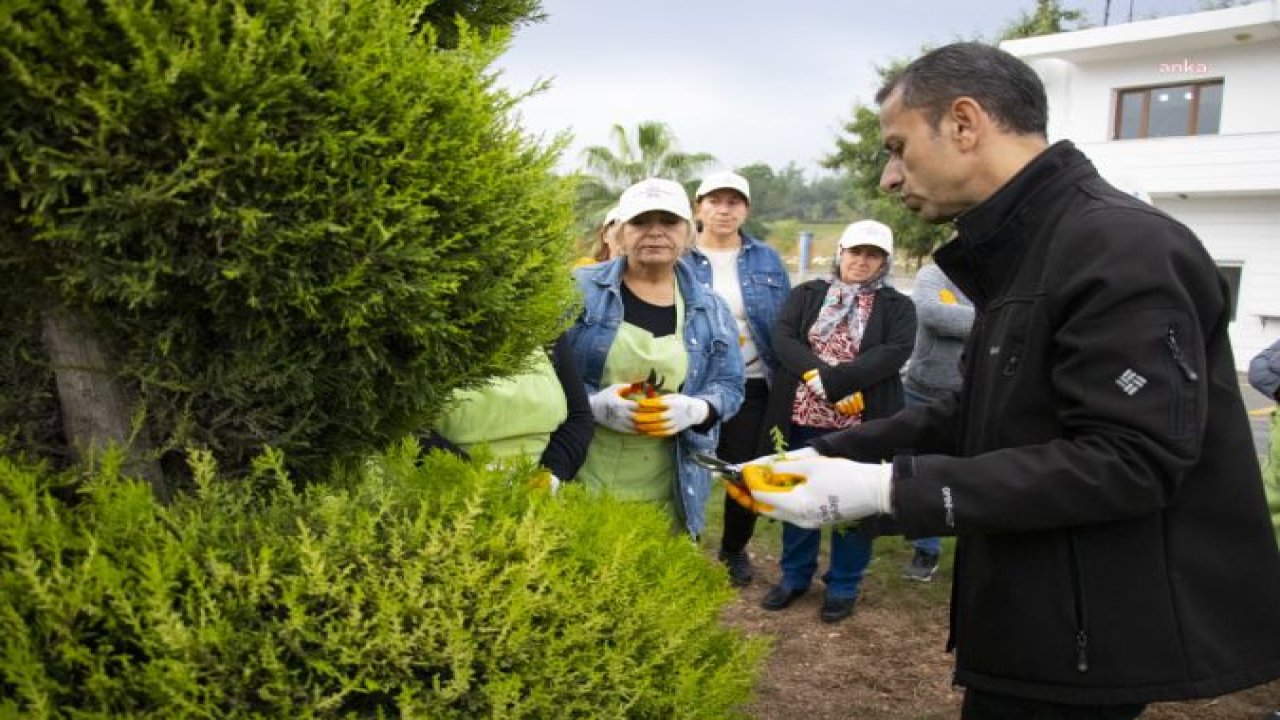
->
[779, 425, 873, 600]
[903, 387, 943, 556]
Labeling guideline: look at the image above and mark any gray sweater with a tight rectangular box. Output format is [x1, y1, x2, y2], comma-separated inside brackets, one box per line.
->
[905, 263, 974, 398]
[1248, 337, 1280, 401]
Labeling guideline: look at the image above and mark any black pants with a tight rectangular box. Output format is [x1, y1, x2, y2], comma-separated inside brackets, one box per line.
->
[718, 379, 770, 554]
[961, 688, 1146, 720]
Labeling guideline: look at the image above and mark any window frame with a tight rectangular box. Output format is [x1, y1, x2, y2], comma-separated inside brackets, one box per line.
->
[1111, 79, 1224, 140]
[1216, 262, 1243, 323]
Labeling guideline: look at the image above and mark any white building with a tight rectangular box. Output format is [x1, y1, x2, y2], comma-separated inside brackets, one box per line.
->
[1002, 1, 1280, 369]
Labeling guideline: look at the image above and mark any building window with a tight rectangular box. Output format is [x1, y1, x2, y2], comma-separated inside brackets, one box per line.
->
[1217, 263, 1242, 322]
[1113, 80, 1223, 140]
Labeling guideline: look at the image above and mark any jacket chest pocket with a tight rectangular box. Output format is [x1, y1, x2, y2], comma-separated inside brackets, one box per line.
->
[746, 271, 787, 291]
[964, 294, 1045, 448]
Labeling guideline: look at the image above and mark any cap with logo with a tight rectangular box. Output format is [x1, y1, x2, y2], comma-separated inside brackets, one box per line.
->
[616, 178, 693, 224]
[838, 220, 894, 255]
[695, 171, 751, 204]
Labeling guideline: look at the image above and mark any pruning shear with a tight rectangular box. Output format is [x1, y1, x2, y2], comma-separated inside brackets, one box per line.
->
[692, 452, 748, 489]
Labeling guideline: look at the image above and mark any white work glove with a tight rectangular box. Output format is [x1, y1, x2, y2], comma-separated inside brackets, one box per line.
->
[741, 446, 819, 468]
[732, 456, 892, 529]
[803, 369, 827, 399]
[589, 383, 639, 434]
[633, 393, 710, 437]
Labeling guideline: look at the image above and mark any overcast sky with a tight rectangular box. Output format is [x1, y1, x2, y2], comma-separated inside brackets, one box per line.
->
[493, 0, 1209, 176]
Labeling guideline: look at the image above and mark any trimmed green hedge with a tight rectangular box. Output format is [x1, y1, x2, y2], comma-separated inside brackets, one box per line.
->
[1, 0, 576, 476]
[0, 445, 766, 717]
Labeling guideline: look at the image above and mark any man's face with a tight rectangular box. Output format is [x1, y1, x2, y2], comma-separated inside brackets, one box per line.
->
[878, 90, 971, 223]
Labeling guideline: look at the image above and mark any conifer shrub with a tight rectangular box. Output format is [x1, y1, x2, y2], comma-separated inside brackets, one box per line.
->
[0, 0, 575, 476]
[0, 445, 767, 717]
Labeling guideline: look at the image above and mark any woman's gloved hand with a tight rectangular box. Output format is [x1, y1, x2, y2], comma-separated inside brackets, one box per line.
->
[528, 470, 562, 495]
[633, 394, 710, 437]
[834, 391, 864, 416]
[803, 369, 827, 399]
[729, 456, 892, 529]
[589, 383, 640, 433]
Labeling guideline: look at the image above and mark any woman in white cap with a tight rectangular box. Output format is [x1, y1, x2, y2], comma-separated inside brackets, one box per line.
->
[565, 178, 745, 538]
[757, 219, 915, 623]
[573, 205, 622, 269]
[683, 170, 791, 586]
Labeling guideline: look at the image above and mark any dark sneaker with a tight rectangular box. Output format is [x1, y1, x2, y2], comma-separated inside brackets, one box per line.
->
[903, 549, 941, 582]
[718, 549, 754, 587]
[820, 594, 857, 624]
[760, 584, 807, 611]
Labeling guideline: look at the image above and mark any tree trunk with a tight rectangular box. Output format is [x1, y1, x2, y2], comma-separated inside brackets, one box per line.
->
[41, 306, 167, 499]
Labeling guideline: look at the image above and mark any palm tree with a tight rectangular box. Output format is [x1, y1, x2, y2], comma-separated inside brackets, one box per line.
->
[574, 121, 717, 234]
[581, 121, 717, 188]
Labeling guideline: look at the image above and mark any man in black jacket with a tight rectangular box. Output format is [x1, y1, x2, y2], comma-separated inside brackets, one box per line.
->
[732, 42, 1280, 719]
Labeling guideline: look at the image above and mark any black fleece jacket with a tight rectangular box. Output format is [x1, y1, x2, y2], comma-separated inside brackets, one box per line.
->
[813, 141, 1280, 704]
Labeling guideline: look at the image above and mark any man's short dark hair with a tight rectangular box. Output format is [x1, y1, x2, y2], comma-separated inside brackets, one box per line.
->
[875, 42, 1048, 137]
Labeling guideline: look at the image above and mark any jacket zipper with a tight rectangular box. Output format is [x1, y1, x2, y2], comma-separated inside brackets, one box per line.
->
[1164, 325, 1198, 382]
[1002, 346, 1022, 376]
[1067, 532, 1090, 673]
[1164, 324, 1199, 437]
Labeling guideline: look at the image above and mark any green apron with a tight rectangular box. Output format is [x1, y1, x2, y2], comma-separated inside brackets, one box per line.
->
[580, 285, 688, 508]
[436, 349, 567, 463]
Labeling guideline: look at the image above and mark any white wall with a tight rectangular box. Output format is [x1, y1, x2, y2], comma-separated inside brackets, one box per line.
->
[1009, 7, 1280, 370]
[1039, 39, 1280, 143]
[1156, 195, 1280, 368]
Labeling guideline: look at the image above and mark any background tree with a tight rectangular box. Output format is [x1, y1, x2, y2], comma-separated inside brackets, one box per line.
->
[574, 121, 716, 239]
[825, 65, 952, 265]
[409, 0, 546, 48]
[736, 162, 855, 239]
[998, 0, 1088, 40]
[0, 0, 573, 484]
[826, 1, 1089, 264]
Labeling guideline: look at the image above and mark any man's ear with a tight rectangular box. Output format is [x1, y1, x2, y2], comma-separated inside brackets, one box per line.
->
[947, 96, 985, 150]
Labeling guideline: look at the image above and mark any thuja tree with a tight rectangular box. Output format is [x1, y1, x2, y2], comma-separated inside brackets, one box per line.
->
[0, 0, 575, 484]
[0, 445, 766, 716]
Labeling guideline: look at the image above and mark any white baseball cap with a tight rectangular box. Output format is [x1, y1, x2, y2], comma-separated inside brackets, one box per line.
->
[838, 220, 894, 255]
[603, 205, 621, 226]
[615, 178, 692, 224]
[695, 171, 751, 204]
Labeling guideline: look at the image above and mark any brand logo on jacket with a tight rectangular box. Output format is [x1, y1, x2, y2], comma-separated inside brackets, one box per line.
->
[1115, 369, 1148, 396]
[941, 486, 955, 528]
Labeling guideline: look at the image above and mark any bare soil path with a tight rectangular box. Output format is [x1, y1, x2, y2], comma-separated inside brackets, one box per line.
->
[715, 540, 1280, 720]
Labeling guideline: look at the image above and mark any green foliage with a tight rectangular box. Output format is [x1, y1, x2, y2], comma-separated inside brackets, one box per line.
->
[0, 0, 577, 477]
[408, 0, 547, 48]
[998, 0, 1088, 41]
[735, 163, 853, 226]
[769, 426, 787, 460]
[0, 446, 767, 717]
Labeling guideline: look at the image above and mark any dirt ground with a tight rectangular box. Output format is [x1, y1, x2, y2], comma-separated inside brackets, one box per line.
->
[717, 543, 1280, 720]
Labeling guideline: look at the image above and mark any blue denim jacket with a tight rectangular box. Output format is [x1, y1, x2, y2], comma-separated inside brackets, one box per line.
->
[682, 233, 791, 382]
[566, 257, 745, 538]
